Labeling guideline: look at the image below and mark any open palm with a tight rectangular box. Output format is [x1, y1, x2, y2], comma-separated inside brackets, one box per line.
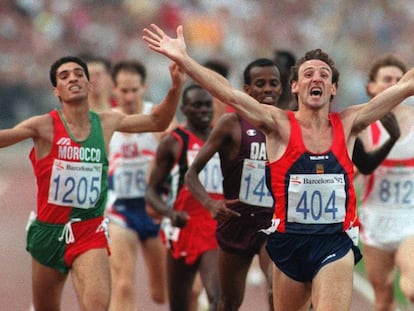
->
[143, 24, 187, 62]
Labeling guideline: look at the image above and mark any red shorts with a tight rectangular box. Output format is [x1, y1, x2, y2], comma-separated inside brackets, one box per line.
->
[161, 214, 217, 265]
[65, 216, 111, 267]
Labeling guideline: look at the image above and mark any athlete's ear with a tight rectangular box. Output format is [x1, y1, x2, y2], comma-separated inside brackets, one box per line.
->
[53, 86, 60, 99]
[291, 80, 298, 93]
[331, 82, 337, 96]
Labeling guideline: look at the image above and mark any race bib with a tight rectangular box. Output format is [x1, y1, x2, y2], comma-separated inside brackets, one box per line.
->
[113, 158, 149, 198]
[187, 150, 223, 194]
[369, 166, 414, 207]
[239, 159, 273, 207]
[161, 218, 180, 243]
[48, 159, 102, 209]
[287, 174, 346, 224]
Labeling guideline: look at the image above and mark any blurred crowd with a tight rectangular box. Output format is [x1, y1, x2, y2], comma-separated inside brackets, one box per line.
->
[1, 0, 414, 125]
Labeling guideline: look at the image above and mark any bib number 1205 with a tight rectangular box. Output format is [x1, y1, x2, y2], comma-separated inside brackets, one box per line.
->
[49, 160, 102, 209]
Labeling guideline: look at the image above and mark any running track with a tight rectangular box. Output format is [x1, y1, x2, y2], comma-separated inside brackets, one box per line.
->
[0, 144, 375, 310]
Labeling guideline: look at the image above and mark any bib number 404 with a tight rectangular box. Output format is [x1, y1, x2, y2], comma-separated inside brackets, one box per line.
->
[289, 190, 345, 224]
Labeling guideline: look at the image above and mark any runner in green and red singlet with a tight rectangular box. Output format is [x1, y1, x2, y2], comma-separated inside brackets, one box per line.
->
[0, 56, 185, 311]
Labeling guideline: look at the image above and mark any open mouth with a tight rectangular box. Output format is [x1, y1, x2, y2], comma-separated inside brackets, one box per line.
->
[69, 85, 81, 91]
[310, 88, 322, 97]
[261, 96, 275, 104]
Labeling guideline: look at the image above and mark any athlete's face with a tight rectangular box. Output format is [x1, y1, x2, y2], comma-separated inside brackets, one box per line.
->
[113, 70, 147, 114]
[292, 59, 336, 110]
[244, 66, 282, 107]
[88, 61, 112, 97]
[53, 62, 91, 103]
[368, 66, 404, 97]
[182, 88, 213, 130]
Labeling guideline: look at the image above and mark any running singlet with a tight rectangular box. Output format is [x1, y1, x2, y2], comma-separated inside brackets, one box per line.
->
[108, 131, 157, 199]
[30, 109, 108, 224]
[168, 127, 223, 215]
[361, 121, 414, 208]
[161, 127, 223, 264]
[266, 111, 356, 234]
[222, 116, 273, 208]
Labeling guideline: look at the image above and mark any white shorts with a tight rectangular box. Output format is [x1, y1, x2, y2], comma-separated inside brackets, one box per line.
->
[359, 206, 414, 252]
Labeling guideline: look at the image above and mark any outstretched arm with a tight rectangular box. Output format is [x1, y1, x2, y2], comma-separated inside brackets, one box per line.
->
[116, 62, 185, 133]
[0, 115, 47, 148]
[352, 112, 400, 175]
[142, 24, 279, 133]
[351, 68, 414, 134]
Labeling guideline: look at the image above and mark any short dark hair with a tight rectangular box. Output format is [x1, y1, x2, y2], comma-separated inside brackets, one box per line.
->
[290, 49, 339, 86]
[366, 54, 406, 97]
[78, 53, 112, 73]
[204, 59, 230, 78]
[274, 50, 296, 71]
[111, 60, 147, 85]
[243, 58, 279, 85]
[49, 56, 89, 87]
[290, 49, 339, 102]
[182, 84, 204, 106]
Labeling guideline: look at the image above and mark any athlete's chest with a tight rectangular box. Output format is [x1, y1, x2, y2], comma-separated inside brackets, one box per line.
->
[300, 127, 333, 154]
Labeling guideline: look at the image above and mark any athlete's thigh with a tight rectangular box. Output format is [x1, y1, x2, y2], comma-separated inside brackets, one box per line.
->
[363, 243, 395, 286]
[199, 249, 220, 299]
[109, 224, 139, 276]
[32, 258, 68, 311]
[141, 235, 166, 277]
[141, 236, 167, 302]
[312, 250, 354, 311]
[218, 248, 252, 299]
[396, 236, 414, 295]
[258, 243, 273, 284]
[273, 264, 311, 311]
[167, 254, 198, 311]
[71, 248, 111, 311]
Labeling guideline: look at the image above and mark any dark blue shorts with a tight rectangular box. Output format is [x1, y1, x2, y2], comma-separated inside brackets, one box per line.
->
[216, 203, 273, 256]
[108, 197, 160, 241]
[266, 231, 362, 282]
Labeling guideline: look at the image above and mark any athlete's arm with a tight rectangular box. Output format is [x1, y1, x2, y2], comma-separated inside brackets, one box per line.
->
[349, 68, 414, 135]
[352, 112, 400, 175]
[185, 115, 240, 221]
[146, 134, 189, 227]
[142, 24, 284, 135]
[0, 114, 52, 148]
[114, 63, 185, 134]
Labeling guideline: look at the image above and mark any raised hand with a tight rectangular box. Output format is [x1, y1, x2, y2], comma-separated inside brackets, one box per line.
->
[142, 24, 187, 62]
[380, 112, 400, 141]
[169, 62, 186, 88]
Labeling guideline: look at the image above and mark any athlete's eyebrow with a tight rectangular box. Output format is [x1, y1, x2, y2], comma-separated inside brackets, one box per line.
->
[57, 67, 85, 77]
